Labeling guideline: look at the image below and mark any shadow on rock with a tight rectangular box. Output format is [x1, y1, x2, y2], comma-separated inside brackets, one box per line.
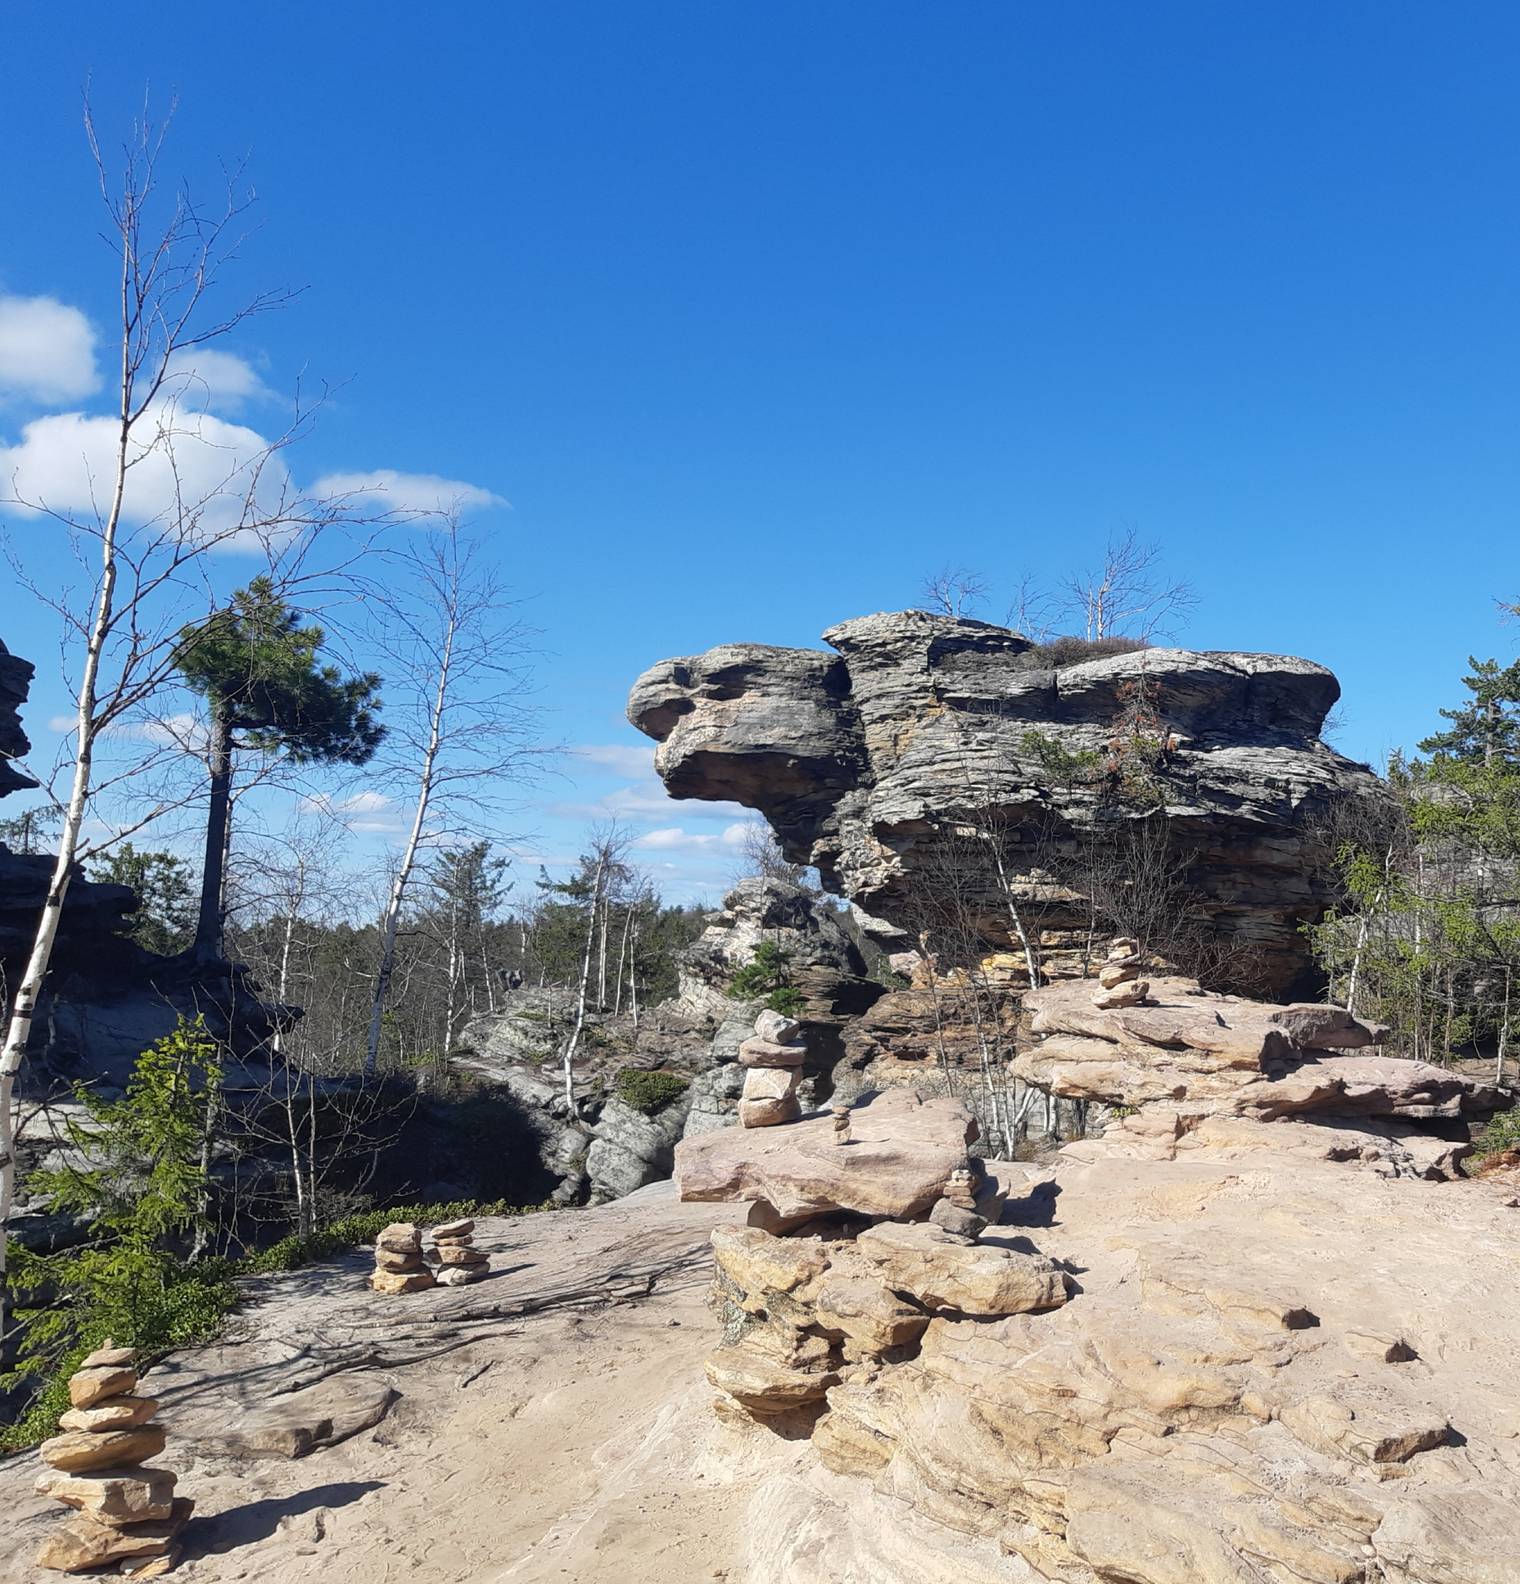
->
[184, 1480, 385, 1556]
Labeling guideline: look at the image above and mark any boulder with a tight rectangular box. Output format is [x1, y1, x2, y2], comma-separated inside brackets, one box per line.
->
[704, 1343, 840, 1415]
[369, 1268, 435, 1295]
[34, 1498, 191, 1573]
[374, 1222, 422, 1254]
[853, 1221, 1069, 1316]
[39, 1426, 165, 1473]
[56, 1396, 158, 1433]
[738, 1095, 803, 1128]
[67, 1365, 138, 1409]
[678, 1088, 977, 1229]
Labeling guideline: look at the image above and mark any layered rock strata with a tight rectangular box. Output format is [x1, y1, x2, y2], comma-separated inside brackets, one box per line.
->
[679, 973, 1515, 1582]
[630, 610, 1384, 996]
[34, 1341, 191, 1574]
[1015, 971, 1500, 1174]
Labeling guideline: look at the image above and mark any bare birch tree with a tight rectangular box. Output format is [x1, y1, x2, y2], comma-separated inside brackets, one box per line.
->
[362, 518, 536, 1077]
[1057, 528, 1197, 642]
[0, 105, 353, 1307]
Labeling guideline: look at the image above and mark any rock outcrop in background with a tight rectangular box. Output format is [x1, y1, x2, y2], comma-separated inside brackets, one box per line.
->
[629, 610, 1384, 998]
[461, 876, 882, 1202]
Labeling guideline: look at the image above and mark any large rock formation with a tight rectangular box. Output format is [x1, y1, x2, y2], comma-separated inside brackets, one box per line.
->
[676, 976, 1515, 1584]
[629, 611, 1383, 997]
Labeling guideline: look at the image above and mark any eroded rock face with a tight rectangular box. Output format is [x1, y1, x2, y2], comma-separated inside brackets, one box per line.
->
[630, 611, 1383, 996]
[1016, 972, 1502, 1169]
[809, 1134, 1520, 1584]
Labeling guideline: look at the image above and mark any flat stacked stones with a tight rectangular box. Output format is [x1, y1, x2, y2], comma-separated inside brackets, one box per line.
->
[1091, 935, 1150, 1010]
[428, 1217, 490, 1287]
[35, 1341, 192, 1575]
[928, 1165, 989, 1243]
[830, 1101, 852, 1146]
[737, 1009, 806, 1127]
[370, 1221, 435, 1294]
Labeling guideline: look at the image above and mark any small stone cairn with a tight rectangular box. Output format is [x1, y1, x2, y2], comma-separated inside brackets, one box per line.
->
[830, 1100, 852, 1146]
[737, 1009, 806, 1127]
[928, 1164, 990, 1243]
[370, 1221, 436, 1294]
[428, 1217, 490, 1286]
[34, 1340, 192, 1576]
[1091, 935, 1150, 1010]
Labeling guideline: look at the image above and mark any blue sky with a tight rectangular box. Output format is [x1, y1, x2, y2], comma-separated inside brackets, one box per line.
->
[2, 2, 1518, 906]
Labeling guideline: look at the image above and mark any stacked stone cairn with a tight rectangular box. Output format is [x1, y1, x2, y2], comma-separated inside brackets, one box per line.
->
[1091, 934, 1150, 1010]
[927, 1164, 989, 1243]
[370, 1221, 435, 1294]
[737, 1009, 806, 1127]
[428, 1217, 490, 1287]
[830, 1100, 852, 1145]
[34, 1341, 192, 1576]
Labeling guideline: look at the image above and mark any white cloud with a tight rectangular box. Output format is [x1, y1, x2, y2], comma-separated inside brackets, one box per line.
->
[297, 789, 402, 833]
[162, 347, 273, 412]
[635, 821, 751, 854]
[572, 743, 656, 777]
[312, 469, 505, 516]
[0, 400, 293, 542]
[0, 295, 100, 404]
[46, 709, 206, 750]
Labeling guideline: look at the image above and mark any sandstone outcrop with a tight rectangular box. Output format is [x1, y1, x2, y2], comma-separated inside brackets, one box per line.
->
[1015, 972, 1501, 1166]
[34, 1342, 191, 1574]
[459, 878, 883, 1202]
[676, 1086, 979, 1230]
[630, 611, 1384, 997]
[675, 952, 1516, 1584]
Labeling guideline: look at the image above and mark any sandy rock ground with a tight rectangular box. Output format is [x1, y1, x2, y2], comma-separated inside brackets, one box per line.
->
[0, 1187, 846, 1584]
[2, 1183, 1020, 1584]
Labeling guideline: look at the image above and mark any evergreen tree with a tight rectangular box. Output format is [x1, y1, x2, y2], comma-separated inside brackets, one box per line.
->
[1417, 655, 1520, 766]
[175, 579, 384, 961]
[88, 844, 196, 956]
[2, 1019, 234, 1449]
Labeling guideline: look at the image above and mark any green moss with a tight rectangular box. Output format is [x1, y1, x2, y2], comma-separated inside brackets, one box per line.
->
[613, 1068, 690, 1115]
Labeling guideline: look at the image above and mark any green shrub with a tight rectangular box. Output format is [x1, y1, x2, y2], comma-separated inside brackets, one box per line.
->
[2, 1018, 235, 1452]
[613, 1069, 689, 1115]
[1475, 1105, 1520, 1163]
[245, 1197, 550, 1274]
[728, 940, 792, 1000]
[762, 986, 805, 1017]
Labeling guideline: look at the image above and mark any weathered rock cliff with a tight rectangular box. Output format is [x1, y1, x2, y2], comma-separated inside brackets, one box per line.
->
[630, 611, 1383, 997]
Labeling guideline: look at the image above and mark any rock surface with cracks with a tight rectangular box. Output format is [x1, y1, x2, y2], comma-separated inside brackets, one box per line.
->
[628, 610, 1386, 996]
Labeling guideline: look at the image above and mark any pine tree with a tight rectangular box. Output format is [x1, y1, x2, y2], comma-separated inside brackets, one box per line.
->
[175, 578, 384, 961]
[88, 844, 196, 956]
[1417, 655, 1520, 766]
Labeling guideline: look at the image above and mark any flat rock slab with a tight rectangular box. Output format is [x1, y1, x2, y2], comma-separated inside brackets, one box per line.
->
[675, 1088, 977, 1228]
[192, 1377, 399, 1459]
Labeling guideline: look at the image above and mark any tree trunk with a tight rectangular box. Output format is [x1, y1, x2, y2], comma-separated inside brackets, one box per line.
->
[0, 308, 133, 1332]
[365, 616, 454, 1078]
[193, 706, 234, 963]
[560, 855, 606, 1115]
